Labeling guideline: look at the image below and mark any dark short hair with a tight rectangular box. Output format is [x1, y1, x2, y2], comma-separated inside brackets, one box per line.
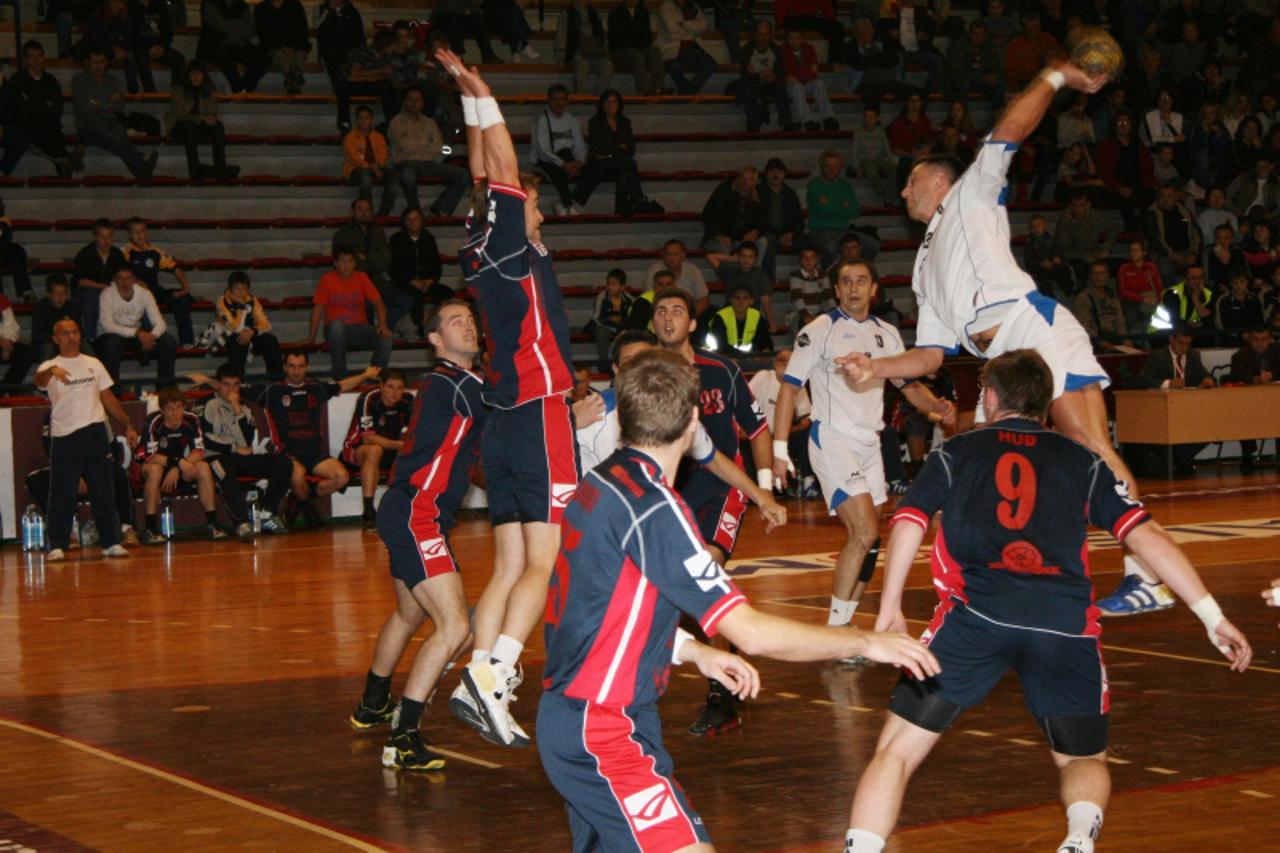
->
[382, 368, 407, 384]
[610, 329, 657, 365]
[157, 386, 185, 408]
[653, 270, 677, 284]
[764, 157, 786, 171]
[738, 240, 759, 255]
[22, 40, 43, 56]
[662, 238, 686, 252]
[354, 104, 375, 117]
[92, 217, 113, 233]
[333, 245, 357, 259]
[547, 83, 569, 98]
[911, 153, 964, 184]
[126, 216, 146, 229]
[606, 267, 627, 284]
[350, 197, 371, 211]
[653, 287, 695, 316]
[616, 349, 700, 448]
[286, 350, 309, 364]
[109, 261, 133, 279]
[46, 274, 68, 291]
[425, 297, 473, 337]
[215, 364, 243, 381]
[227, 270, 251, 288]
[981, 349, 1053, 421]
[402, 84, 424, 102]
[401, 205, 425, 223]
[839, 231, 862, 246]
[84, 44, 109, 61]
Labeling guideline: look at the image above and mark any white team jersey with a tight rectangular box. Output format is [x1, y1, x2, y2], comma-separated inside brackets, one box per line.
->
[576, 389, 715, 473]
[784, 308, 905, 445]
[912, 137, 1039, 357]
[748, 368, 811, 434]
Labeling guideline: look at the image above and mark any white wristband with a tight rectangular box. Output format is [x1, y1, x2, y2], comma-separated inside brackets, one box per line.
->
[672, 627, 695, 665]
[461, 95, 478, 127]
[756, 469, 773, 491]
[1190, 594, 1228, 651]
[1043, 69, 1066, 91]
[1271, 587, 1280, 606]
[476, 96, 504, 130]
[772, 439, 790, 462]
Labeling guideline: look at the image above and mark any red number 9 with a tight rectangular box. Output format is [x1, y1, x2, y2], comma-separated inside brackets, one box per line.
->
[995, 452, 1036, 530]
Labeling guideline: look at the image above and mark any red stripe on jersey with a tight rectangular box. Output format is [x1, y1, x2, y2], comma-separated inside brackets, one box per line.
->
[710, 485, 749, 554]
[920, 596, 957, 647]
[581, 703, 699, 851]
[1096, 642, 1110, 714]
[1111, 508, 1149, 542]
[930, 526, 968, 606]
[745, 420, 767, 440]
[488, 181, 528, 200]
[565, 557, 659, 706]
[410, 413, 469, 493]
[542, 395, 579, 523]
[700, 592, 747, 637]
[340, 391, 375, 463]
[406, 489, 456, 579]
[1080, 540, 1102, 638]
[508, 276, 574, 407]
[893, 507, 931, 530]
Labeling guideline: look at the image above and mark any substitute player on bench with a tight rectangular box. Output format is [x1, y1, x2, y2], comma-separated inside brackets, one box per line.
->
[538, 348, 939, 853]
[843, 350, 1252, 853]
[772, 260, 954, 633]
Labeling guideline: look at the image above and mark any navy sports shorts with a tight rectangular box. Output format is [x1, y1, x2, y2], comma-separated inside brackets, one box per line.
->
[890, 599, 1110, 739]
[677, 467, 748, 559]
[290, 451, 334, 475]
[376, 486, 458, 589]
[537, 691, 712, 853]
[481, 395, 579, 526]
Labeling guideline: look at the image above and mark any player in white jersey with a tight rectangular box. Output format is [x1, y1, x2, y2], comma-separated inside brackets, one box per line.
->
[840, 61, 1176, 617]
[577, 329, 787, 529]
[773, 261, 954, 629]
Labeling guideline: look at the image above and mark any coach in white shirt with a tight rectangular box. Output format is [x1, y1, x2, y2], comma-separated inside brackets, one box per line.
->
[34, 317, 139, 560]
[96, 265, 178, 388]
[749, 347, 812, 486]
[772, 260, 953, 629]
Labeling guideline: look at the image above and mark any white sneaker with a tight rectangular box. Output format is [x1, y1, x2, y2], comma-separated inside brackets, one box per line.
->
[460, 659, 523, 747]
[46, 548, 66, 562]
[103, 544, 129, 558]
[1057, 832, 1094, 853]
[522, 44, 540, 60]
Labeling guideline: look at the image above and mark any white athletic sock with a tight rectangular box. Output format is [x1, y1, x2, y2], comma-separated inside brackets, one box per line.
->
[844, 828, 885, 853]
[1066, 801, 1103, 841]
[828, 596, 857, 626]
[1123, 553, 1158, 585]
[491, 634, 523, 668]
[471, 649, 490, 664]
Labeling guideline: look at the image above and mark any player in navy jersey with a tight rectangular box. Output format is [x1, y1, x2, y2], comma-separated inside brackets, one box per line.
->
[259, 352, 379, 529]
[339, 368, 414, 530]
[650, 286, 775, 735]
[349, 300, 489, 771]
[771, 261, 955, 638]
[137, 385, 224, 544]
[538, 348, 939, 853]
[434, 50, 581, 748]
[843, 351, 1252, 853]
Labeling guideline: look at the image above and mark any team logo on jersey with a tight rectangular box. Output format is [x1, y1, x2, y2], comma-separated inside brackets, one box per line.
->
[874, 334, 884, 348]
[796, 332, 811, 348]
[683, 550, 732, 595]
[551, 483, 577, 508]
[719, 511, 740, 536]
[1114, 480, 1139, 506]
[623, 783, 678, 832]
[419, 538, 447, 558]
[988, 540, 1061, 576]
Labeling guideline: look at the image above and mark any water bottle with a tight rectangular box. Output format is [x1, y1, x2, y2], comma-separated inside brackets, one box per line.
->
[160, 498, 175, 538]
[247, 489, 262, 533]
[21, 505, 43, 552]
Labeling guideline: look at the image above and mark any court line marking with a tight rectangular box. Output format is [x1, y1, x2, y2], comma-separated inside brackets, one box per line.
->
[433, 747, 502, 770]
[759, 599, 1280, 674]
[0, 715, 390, 851]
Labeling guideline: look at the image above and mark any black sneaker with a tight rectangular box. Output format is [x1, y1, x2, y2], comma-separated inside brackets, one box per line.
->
[381, 730, 446, 770]
[140, 528, 169, 546]
[299, 500, 327, 529]
[688, 691, 741, 736]
[283, 496, 301, 528]
[363, 510, 378, 532]
[207, 523, 229, 541]
[350, 697, 396, 731]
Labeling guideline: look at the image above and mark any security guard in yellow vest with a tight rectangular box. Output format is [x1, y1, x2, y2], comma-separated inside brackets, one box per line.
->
[1149, 265, 1215, 335]
[706, 285, 774, 354]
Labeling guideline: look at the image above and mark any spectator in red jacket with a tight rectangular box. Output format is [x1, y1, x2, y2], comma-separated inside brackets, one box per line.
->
[774, 0, 843, 63]
[887, 90, 933, 169]
[1117, 239, 1163, 338]
[781, 29, 836, 132]
[1003, 11, 1063, 90]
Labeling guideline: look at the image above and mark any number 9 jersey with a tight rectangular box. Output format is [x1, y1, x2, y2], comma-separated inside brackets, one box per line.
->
[892, 417, 1150, 636]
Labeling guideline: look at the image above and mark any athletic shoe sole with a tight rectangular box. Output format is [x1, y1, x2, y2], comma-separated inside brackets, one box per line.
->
[460, 667, 525, 749]
[691, 715, 742, 737]
[380, 745, 445, 770]
[349, 714, 394, 732]
[1097, 600, 1175, 617]
[449, 694, 514, 747]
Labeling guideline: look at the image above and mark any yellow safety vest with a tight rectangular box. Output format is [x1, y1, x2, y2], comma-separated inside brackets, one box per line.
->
[716, 306, 760, 350]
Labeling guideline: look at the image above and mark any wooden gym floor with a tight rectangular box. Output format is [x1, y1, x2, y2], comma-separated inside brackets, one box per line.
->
[1, 471, 1278, 852]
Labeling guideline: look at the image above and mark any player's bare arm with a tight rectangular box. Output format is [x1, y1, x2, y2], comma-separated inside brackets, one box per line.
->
[716, 605, 940, 680]
[705, 450, 786, 532]
[771, 381, 801, 486]
[900, 380, 957, 427]
[871, 516, 928, 635]
[676, 636, 761, 701]
[435, 47, 518, 186]
[837, 347, 945, 385]
[990, 64, 1108, 146]
[1123, 521, 1252, 671]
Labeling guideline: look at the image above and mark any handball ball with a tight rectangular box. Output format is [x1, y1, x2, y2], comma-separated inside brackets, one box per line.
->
[1070, 27, 1124, 79]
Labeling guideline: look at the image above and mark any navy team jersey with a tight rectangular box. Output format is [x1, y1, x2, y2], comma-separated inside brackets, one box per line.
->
[691, 349, 768, 457]
[460, 182, 574, 409]
[543, 447, 749, 708]
[140, 411, 204, 462]
[341, 388, 415, 460]
[894, 418, 1150, 636]
[260, 379, 340, 458]
[387, 360, 486, 526]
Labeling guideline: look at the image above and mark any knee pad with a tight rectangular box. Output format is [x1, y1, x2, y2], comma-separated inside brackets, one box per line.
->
[1040, 714, 1109, 757]
[888, 676, 963, 734]
[857, 537, 881, 583]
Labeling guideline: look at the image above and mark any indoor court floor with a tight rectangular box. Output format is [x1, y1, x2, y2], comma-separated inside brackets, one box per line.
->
[1, 471, 1278, 852]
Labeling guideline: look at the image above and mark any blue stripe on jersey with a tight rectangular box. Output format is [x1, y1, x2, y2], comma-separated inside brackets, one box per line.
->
[782, 374, 805, 387]
[1065, 372, 1109, 391]
[1027, 290, 1057, 325]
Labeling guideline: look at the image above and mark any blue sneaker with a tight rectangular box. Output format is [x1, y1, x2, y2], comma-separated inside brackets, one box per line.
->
[1096, 574, 1176, 616]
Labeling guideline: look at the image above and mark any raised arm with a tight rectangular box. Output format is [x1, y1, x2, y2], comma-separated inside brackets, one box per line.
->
[990, 64, 1107, 145]
[435, 47, 519, 186]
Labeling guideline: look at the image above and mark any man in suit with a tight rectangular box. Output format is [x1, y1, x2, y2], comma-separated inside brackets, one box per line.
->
[1227, 324, 1280, 472]
[1130, 325, 1216, 475]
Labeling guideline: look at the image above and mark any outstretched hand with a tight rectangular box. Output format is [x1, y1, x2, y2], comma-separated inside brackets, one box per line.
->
[1053, 61, 1109, 95]
[860, 631, 941, 681]
[1212, 618, 1253, 673]
[834, 352, 876, 385]
[433, 46, 491, 98]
